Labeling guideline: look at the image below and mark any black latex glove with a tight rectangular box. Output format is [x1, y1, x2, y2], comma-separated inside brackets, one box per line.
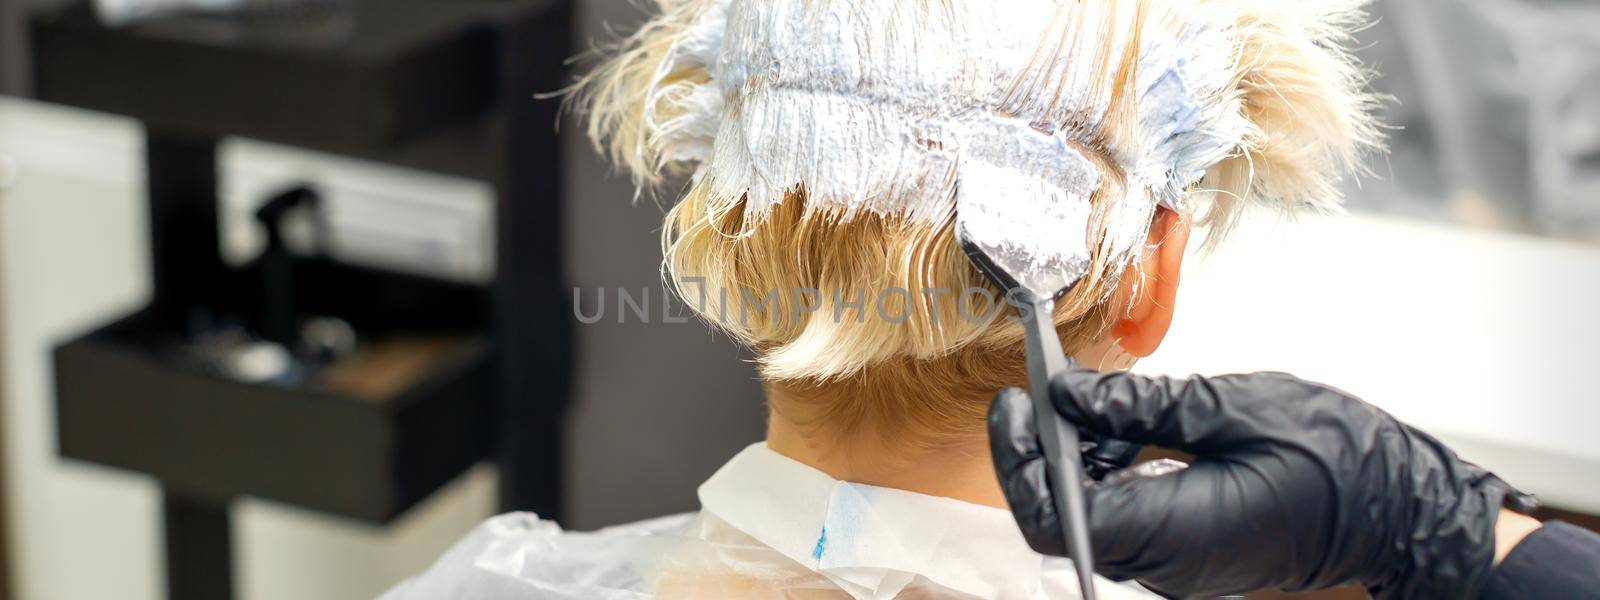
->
[989, 369, 1538, 599]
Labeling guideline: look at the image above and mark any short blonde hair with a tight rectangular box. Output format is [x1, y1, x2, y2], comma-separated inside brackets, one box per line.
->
[574, 0, 1380, 445]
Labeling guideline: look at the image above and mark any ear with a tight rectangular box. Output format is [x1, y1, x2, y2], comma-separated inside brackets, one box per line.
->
[1111, 207, 1191, 358]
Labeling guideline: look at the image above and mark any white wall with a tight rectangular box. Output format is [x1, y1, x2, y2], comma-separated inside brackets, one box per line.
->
[1140, 211, 1600, 512]
[1, 96, 164, 600]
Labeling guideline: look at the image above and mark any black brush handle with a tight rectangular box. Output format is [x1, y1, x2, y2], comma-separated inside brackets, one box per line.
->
[1019, 294, 1097, 599]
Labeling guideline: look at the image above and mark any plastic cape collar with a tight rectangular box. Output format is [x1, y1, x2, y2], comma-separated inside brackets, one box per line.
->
[697, 443, 1156, 599]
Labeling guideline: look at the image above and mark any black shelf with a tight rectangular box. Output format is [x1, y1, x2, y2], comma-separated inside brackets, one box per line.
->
[54, 310, 493, 523]
[30, 1, 514, 153]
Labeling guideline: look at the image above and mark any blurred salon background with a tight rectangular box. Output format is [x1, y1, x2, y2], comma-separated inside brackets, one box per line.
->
[0, 0, 1595, 599]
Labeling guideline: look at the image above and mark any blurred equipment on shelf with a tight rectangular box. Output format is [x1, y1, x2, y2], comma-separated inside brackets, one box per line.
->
[219, 139, 498, 286]
[93, 0, 344, 26]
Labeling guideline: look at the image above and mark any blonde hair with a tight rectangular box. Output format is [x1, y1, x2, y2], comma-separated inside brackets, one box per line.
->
[573, 0, 1380, 446]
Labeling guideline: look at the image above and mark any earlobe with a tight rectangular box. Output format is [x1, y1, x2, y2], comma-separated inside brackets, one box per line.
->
[1112, 208, 1191, 358]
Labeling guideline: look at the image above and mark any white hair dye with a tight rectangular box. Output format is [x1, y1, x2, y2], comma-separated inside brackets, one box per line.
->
[642, 0, 1255, 292]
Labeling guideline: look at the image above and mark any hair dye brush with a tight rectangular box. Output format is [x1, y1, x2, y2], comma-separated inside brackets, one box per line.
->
[957, 190, 1099, 599]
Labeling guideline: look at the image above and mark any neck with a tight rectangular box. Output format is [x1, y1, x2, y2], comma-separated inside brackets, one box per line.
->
[764, 388, 1008, 509]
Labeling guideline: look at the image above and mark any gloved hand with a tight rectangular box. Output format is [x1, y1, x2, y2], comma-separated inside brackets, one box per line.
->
[989, 369, 1538, 599]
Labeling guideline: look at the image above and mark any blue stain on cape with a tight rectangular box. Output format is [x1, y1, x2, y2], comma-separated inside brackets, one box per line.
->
[812, 527, 827, 560]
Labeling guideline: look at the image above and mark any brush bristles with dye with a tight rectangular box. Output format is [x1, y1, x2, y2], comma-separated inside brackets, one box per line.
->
[572, 0, 1380, 383]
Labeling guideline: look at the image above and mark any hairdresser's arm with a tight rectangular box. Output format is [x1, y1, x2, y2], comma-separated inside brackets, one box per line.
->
[985, 370, 1600, 599]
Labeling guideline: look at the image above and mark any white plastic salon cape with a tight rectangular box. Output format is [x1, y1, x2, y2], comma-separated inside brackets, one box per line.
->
[381, 444, 1157, 599]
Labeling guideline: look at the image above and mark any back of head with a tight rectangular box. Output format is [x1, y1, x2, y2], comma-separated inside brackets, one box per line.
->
[574, 0, 1380, 446]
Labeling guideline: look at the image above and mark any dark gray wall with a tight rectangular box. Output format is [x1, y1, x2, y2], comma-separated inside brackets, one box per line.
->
[559, 0, 766, 530]
[0, 0, 73, 95]
[0, 0, 21, 95]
